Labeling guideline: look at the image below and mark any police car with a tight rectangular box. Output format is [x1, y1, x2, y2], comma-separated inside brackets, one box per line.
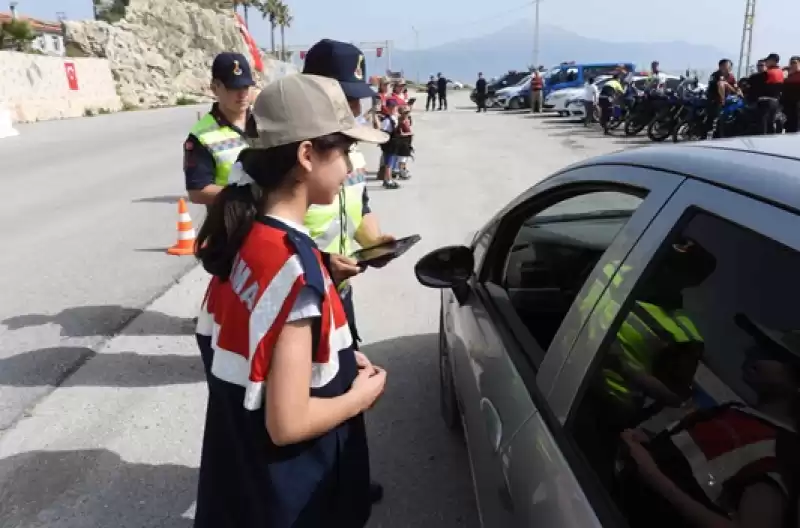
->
[494, 74, 533, 110]
[414, 134, 800, 528]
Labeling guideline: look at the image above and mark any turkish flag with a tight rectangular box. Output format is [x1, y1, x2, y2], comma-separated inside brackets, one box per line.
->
[64, 61, 79, 90]
[234, 13, 264, 73]
[376, 47, 383, 58]
[299, 51, 306, 60]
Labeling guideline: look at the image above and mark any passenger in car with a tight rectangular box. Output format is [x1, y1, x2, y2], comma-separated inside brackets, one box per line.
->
[576, 238, 714, 485]
[616, 314, 800, 528]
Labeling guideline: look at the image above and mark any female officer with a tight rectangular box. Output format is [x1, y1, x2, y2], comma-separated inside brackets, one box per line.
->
[193, 74, 389, 528]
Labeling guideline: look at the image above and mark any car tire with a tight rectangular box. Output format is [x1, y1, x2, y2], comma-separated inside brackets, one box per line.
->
[508, 97, 521, 110]
[439, 312, 461, 432]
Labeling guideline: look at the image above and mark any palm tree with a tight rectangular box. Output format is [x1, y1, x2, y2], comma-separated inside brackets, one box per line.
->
[275, 2, 292, 62]
[259, 0, 281, 56]
[234, 0, 254, 28]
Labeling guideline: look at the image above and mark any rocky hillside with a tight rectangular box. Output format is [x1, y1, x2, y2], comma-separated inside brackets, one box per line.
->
[64, 0, 295, 107]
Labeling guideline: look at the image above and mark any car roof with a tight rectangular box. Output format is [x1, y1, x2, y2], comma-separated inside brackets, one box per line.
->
[561, 135, 800, 213]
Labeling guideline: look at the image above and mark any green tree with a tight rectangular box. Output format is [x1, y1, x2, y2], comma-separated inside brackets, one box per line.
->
[275, 1, 292, 61]
[93, 0, 129, 23]
[1, 19, 36, 52]
[258, 0, 281, 55]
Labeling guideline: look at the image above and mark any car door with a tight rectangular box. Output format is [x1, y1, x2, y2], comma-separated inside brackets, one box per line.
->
[451, 164, 684, 526]
[541, 178, 800, 527]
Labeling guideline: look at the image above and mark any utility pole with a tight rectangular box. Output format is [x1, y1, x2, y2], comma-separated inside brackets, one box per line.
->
[411, 26, 420, 84]
[737, 0, 757, 79]
[532, 0, 541, 70]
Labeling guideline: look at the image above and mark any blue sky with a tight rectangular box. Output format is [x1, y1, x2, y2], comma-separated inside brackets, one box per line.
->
[13, 0, 797, 61]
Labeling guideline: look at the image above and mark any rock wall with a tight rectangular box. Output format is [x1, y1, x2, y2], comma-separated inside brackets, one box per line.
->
[0, 52, 122, 123]
[64, 0, 296, 108]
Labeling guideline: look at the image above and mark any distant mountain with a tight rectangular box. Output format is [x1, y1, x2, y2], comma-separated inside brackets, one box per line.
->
[391, 22, 732, 83]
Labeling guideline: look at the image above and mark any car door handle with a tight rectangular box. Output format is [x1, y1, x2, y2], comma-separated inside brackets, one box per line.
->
[480, 397, 503, 453]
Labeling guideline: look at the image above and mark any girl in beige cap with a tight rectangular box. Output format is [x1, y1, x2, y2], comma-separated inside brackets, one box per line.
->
[193, 74, 388, 528]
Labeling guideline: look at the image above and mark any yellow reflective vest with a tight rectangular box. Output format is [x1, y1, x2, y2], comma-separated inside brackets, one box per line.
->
[190, 112, 249, 186]
[304, 147, 368, 288]
[580, 261, 703, 405]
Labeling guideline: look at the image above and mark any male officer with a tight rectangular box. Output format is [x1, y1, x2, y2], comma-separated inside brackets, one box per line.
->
[184, 52, 256, 207]
[302, 38, 395, 504]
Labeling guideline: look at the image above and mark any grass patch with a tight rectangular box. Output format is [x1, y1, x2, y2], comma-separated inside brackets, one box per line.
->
[176, 96, 199, 106]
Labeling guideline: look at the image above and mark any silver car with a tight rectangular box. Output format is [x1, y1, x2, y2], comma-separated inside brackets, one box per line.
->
[415, 135, 800, 528]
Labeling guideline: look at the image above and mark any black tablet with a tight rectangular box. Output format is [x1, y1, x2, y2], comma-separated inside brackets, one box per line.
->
[351, 235, 421, 267]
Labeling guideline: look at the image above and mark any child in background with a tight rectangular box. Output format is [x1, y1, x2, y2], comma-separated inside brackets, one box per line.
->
[379, 99, 401, 189]
[395, 107, 414, 180]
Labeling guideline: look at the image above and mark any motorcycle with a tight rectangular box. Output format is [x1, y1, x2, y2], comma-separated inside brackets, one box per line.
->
[671, 92, 709, 143]
[624, 89, 671, 136]
[647, 91, 684, 142]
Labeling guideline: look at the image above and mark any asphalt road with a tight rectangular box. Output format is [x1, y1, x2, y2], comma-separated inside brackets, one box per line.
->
[0, 105, 208, 431]
[0, 92, 641, 527]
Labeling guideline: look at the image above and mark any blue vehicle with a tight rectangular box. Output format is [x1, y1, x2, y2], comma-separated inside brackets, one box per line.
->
[543, 62, 636, 96]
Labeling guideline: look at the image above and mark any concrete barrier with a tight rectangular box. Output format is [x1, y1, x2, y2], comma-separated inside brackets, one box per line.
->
[0, 51, 122, 123]
[0, 103, 18, 138]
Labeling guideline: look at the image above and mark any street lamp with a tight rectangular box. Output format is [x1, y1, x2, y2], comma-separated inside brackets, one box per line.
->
[411, 26, 420, 84]
[532, 0, 541, 70]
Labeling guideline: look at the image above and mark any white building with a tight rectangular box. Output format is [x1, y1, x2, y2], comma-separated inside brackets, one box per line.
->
[0, 12, 65, 57]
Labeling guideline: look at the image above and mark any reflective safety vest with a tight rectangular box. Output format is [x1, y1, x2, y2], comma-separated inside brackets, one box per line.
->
[580, 261, 703, 405]
[531, 75, 544, 90]
[601, 79, 624, 97]
[603, 301, 703, 405]
[305, 147, 367, 287]
[667, 404, 789, 507]
[190, 113, 249, 186]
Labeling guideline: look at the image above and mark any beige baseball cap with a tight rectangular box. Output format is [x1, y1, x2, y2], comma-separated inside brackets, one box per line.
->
[250, 74, 388, 149]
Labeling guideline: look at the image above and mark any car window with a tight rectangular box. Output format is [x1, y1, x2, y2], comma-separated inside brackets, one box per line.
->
[500, 191, 644, 351]
[665, 77, 681, 90]
[568, 210, 800, 528]
[584, 66, 619, 80]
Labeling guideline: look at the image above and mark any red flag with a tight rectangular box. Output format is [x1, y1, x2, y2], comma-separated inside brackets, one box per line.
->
[64, 61, 79, 90]
[376, 47, 383, 58]
[234, 13, 264, 73]
[299, 51, 306, 60]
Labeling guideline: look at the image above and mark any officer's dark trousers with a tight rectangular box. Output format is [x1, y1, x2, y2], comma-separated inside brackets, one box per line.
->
[438, 93, 447, 110]
[758, 97, 780, 134]
[599, 98, 612, 131]
[784, 101, 800, 133]
[426, 94, 436, 111]
[476, 95, 487, 112]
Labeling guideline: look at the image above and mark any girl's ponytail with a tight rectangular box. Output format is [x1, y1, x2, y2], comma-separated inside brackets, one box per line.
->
[195, 184, 258, 281]
[195, 133, 355, 280]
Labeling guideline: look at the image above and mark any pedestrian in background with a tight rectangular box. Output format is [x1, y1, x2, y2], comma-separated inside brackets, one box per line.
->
[183, 52, 255, 211]
[475, 72, 488, 112]
[425, 75, 437, 111]
[583, 76, 598, 126]
[395, 107, 414, 179]
[379, 99, 401, 187]
[782, 56, 800, 133]
[760, 53, 784, 135]
[193, 73, 388, 528]
[437, 72, 448, 110]
[530, 69, 544, 113]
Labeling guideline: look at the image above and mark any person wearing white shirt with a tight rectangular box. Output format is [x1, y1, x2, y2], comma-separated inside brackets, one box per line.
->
[648, 61, 668, 91]
[583, 77, 599, 126]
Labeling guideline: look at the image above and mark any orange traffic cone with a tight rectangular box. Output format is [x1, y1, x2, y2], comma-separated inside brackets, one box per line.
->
[167, 198, 196, 256]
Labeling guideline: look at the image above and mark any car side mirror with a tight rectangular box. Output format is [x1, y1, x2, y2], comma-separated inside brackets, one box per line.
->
[415, 245, 474, 302]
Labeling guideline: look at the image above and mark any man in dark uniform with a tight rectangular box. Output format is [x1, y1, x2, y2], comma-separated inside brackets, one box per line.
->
[425, 75, 437, 111]
[183, 52, 256, 208]
[475, 72, 488, 112]
[437, 72, 448, 110]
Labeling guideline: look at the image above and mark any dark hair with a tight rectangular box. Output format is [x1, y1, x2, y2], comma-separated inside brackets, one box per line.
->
[719, 59, 732, 67]
[195, 133, 355, 279]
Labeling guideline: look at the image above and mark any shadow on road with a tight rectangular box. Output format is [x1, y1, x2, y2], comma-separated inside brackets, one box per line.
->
[0, 347, 205, 387]
[0, 449, 196, 528]
[132, 195, 188, 204]
[362, 333, 479, 528]
[2, 306, 195, 338]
